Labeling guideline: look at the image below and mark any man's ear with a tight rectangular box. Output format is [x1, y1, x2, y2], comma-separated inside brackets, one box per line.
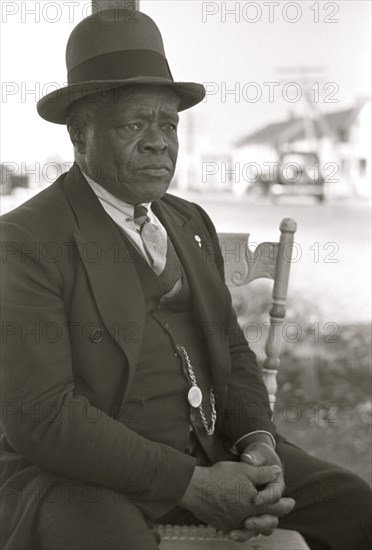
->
[66, 116, 86, 155]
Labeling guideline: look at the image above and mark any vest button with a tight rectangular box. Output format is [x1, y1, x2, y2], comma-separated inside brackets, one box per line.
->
[164, 322, 170, 329]
[184, 447, 191, 455]
[90, 328, 103, 343]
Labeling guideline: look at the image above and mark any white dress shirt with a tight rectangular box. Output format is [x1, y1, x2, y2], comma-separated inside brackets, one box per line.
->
[83, 172, 167, 273]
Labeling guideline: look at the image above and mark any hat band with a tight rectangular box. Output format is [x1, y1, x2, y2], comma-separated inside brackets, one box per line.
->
[68, 49, 173, 84]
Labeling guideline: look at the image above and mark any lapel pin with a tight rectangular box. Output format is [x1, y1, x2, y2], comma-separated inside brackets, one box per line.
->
[194, 235, 202, 247]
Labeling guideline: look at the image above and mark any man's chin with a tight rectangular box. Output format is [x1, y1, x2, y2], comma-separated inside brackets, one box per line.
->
[116, 177, 171, 204]
[143, 185, 171, 204]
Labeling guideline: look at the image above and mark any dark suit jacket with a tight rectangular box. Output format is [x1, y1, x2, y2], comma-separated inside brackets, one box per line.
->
[0, 164, 275, 548]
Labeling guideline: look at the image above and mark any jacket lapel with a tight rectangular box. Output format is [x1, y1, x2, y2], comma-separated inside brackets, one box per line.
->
[152, 199, 232, 403]
[63, 165, 145, 380]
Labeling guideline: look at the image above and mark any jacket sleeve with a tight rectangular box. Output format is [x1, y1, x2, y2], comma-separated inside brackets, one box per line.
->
[191, 203, 276, 445]
[0, 220, 196, 520]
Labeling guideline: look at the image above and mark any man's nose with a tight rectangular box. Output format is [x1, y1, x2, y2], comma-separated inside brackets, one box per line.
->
[139, 127, 168, 153]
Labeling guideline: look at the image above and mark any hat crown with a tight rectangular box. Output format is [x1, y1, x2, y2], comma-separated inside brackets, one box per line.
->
[37, 8, 206, 124]
[66, 9, 166, 72]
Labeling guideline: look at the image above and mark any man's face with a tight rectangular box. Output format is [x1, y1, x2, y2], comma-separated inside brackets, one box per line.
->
[82, 85, 180, 204]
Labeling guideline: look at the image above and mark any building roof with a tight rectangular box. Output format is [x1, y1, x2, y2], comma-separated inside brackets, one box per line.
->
[235, 104, 364, 147]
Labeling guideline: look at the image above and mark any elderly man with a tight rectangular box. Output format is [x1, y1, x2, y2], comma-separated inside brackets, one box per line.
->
[1, 9, 371, 550]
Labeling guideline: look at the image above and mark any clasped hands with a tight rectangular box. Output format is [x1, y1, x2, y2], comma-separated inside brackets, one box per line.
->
[180, 442, 295, 543]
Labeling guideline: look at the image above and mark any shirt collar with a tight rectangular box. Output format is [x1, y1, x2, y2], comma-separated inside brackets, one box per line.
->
[82, 171, 151, 217]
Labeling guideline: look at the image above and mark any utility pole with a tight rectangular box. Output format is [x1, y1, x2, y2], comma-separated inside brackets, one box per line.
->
[277, 66, 336, 150]
[93, 1, 140, 12]
[276, 66, 350, 199]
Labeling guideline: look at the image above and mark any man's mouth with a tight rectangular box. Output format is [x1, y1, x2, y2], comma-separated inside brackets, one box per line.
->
[137, 164, 171, 177]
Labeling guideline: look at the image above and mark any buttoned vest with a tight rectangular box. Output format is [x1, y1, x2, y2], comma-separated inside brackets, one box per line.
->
[116, 228, 225, 463]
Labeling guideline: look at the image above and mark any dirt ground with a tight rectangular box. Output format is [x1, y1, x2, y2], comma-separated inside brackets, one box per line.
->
[232, 281, 371, 486]
[274, 324, 371, 486]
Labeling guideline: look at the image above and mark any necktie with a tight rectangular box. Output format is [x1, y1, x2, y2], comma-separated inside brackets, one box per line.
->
[133, 205, 167, 275]
[133, 205, 182, 295]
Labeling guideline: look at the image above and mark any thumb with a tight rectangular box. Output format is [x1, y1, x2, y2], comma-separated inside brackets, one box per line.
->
[241, 450, 265, 466]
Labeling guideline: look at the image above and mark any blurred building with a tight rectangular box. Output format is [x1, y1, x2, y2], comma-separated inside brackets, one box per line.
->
[172, 109, 234, 192]
[233, 99, 371, 198]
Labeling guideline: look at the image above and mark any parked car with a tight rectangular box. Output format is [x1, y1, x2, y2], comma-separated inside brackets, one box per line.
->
[269, 152, 325, 203]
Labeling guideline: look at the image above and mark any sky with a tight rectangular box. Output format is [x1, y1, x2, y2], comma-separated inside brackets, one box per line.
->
[1, 0, 371, 165]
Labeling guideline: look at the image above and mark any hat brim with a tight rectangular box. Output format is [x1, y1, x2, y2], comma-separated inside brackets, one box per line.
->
[37, 77, 206, 124]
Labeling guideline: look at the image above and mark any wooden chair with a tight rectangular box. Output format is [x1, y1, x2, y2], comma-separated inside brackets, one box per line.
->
[219, 218, 297, 412]
[155, 218, 310, 549]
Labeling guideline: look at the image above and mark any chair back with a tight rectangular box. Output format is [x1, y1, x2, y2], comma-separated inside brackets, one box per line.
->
[218, 218, 297, 411]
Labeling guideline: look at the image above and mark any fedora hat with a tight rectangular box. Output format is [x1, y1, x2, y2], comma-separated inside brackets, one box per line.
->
[37, 9, 206, 124]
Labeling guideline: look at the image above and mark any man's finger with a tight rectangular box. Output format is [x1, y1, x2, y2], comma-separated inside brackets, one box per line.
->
[240, 446, 274, 467]
[241, 450, 265, 466]
[258, 497, 296, 517]
[242, 463, 282, 486]
[244, 514, 279, 535]
[228, 528, 256, 542]
[254, 476, 286, 506]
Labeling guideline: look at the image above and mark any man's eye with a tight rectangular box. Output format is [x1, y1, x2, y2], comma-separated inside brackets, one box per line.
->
[125, 123, 141, 131]
[162, 123, 177, 132]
